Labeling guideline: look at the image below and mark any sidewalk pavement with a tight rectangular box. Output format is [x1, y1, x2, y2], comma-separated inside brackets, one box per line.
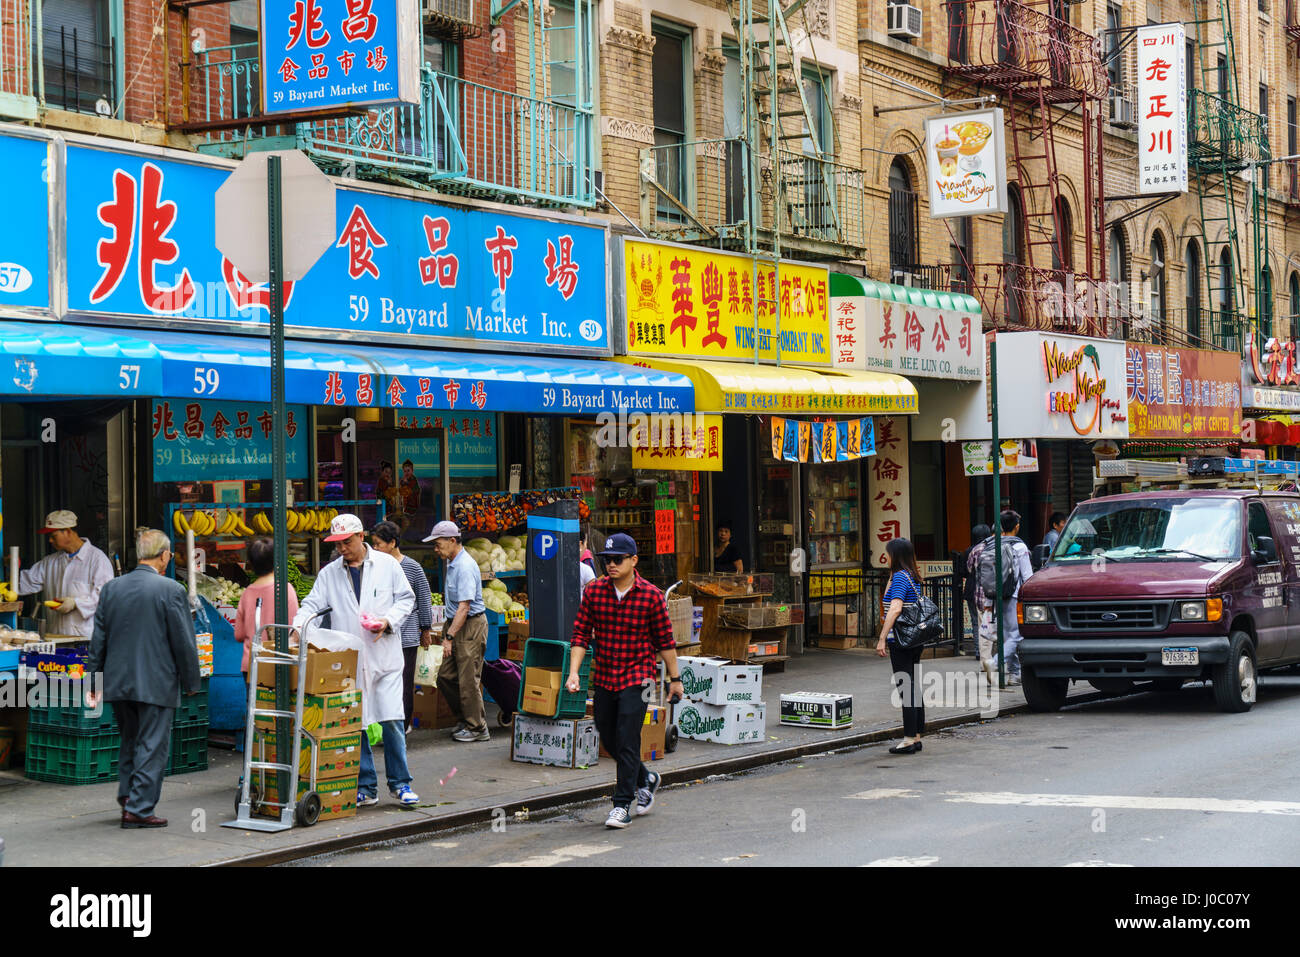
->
[0, 648, 1093, 866]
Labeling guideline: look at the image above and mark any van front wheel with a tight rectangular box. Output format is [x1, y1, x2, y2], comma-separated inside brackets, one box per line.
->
[1022, 667, 1068, 712]
[1212, 631, 1257, 713]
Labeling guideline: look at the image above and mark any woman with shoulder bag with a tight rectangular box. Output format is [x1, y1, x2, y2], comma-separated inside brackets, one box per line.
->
[875, 537, 926, 755]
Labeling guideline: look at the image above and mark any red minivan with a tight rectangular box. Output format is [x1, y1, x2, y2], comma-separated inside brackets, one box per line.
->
[1017, 489, 1300, 713]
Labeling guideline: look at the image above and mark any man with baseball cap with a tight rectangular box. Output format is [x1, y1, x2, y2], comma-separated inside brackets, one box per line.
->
[423, 520, 489, 742]
[17, 509, 114, 638]
[569, 532, 681, 829]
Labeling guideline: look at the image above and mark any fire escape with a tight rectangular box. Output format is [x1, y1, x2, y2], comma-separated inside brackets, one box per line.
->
[941, 0, 1109, 334]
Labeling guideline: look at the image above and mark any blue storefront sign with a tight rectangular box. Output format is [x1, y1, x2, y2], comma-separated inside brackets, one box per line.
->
[260, 0, 420, 114]
[58, 140, 608, 353]
[151, 399, 311, 482]
[0, 134, 51, 312]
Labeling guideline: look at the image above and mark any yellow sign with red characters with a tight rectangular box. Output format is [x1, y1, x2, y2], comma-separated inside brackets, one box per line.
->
[623, 239, 831, 366]
[630, 414, 724, 472]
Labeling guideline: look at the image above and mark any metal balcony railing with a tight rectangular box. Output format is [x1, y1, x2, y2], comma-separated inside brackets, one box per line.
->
[1287, 0, 1300, 43]
[1188, 89, 1268, 169]
[944, 0, 1107, 101]
[0, 3, 118, 119]
[638, 137, 865, 256]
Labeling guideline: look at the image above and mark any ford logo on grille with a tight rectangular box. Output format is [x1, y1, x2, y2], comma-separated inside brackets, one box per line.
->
[1100, 612, 1119, 622]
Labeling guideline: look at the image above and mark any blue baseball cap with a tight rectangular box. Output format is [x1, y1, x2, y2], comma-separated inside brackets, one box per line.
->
[597, 532, 638, 557]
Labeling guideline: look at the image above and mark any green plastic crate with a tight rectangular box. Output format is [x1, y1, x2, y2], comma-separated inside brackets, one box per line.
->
[518, 638, 590, 719]
[27, 694, 119, 734]
[166, 719, 209, 775]
[173, 679, 210, 725]
[24, 726, 120, 785]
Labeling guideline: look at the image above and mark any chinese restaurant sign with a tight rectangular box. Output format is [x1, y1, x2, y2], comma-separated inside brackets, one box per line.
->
[630, 414, 724, 471]
[867, 416, 910, 568]
[151, 400, 310, 482]
[623, 238, 831, 365]
[1125, 343, 1241, 440]
[1137, 22, 1188, 195]
[57, 141, 608, 353]
[830, 282, 983, 381]
[924, 108, 1008, 218]
[261, 0, 420, 114]
[993, 332, 1129, 440]
[769, 417, 876, 464]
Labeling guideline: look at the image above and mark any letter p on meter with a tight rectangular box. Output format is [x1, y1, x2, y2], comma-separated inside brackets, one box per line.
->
[534, 533, 557, 560]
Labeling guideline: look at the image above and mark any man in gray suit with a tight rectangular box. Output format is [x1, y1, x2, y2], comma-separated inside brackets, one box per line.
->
[86, 528, 201, 829]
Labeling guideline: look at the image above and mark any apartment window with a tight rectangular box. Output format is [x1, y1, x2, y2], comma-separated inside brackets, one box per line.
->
[889, 158, 919, 280]
[1105, 4, 1122, 90]
[796, 67, 834, 238]
[1186, 39, 1195, 90]
[950, 217, 973, 294]
[1218, 246, 1235, 349]
[1289, 97, 1298, 197]
[1217, 55, 1228, 97]
[723, 46, 745, 225]
[1052, 196, 1073, 272]
[548, 1, 593, 109]
[948, 0, 968, 63]
[1186, 240, 1202, 345]
[39, 0, 116, 115]
[407, 35, 457, 166]
[1260, 84, 1271, 190]
[1290, 272, 1300, 327]
[1108, 226, 1129, 338]
[1005, 185, 1026, 324]
[1261, 266, 1274, 338]
[652, 23, 690, 219]
[1149, 233, 1166, 342]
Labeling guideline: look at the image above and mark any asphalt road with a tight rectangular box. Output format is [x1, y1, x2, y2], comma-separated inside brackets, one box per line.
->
[298, 674, 1300, 867]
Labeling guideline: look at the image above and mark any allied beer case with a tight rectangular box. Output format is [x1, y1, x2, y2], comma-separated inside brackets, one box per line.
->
[671, 700, 766, 745]
[677, 655, 763, 705]
[779, 692, 854, 730]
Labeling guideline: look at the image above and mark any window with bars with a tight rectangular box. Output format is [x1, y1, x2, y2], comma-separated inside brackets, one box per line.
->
[651, 24, 690, 221]
[39, 0, 116, 116]
[888, 158, 918, 281]
[1185, 240, 1202, 346]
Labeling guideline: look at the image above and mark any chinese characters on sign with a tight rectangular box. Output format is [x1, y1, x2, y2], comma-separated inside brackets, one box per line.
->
[1136, 23, 1188, 195]
[830, 285, 984, 381]
[1125, 343, 1241, 439]
[770, 417, 876, 463]
[261, 0, 419, 114]
[924, 108, 1008, 219]
[630, 414, 724, 472]
[151, 400, 310, 482]
[867, 416, 910, 568]
[991, 332, 1130, 440]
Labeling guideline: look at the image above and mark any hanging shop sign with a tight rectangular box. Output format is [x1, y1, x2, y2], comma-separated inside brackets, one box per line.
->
[0, 134, 51, 314]
[56, 141, 609, 352]
[629, 413, 724, 472]
[993, 332, 1129, 440]
[924, 108, 1009, 218]
[1136, 22, 1188, 195]
[830, 275, 984, 381]
[623, 238, 830, 366]
[260, 0, 420, 115]
[396, 413, 499, 477]
[867, 416, 910, 568]
[961, 440, 1039, 476]
[1245, 330, 1300, 388]
[150, 400, 310, 483]
[770, 417, 875, 464]
[1125, 343, 1240, 440]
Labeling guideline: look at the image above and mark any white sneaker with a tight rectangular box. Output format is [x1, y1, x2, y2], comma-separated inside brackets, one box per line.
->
[635, 771, 662, 816]
[356, 792, 380, 807]
[452, 727, 490, 742]
[604, 806, 631, 829]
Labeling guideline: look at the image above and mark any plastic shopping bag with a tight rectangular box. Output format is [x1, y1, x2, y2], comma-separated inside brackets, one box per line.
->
[414, 644, 443, 687]
[366, 722, 383, 747]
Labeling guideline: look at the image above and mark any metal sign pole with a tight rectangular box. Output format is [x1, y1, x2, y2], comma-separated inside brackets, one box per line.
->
[991, 335, 1004, 690]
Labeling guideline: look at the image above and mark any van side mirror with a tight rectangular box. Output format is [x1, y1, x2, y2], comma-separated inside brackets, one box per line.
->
[1253, 536, 1277, 564]
[1030, 543, 1052, 571]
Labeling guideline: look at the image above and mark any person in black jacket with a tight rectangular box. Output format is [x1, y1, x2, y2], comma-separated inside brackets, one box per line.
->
[961, 525, 991, 660]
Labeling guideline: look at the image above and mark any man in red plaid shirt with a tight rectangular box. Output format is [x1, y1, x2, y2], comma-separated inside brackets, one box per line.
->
[569, 532, 682, 829]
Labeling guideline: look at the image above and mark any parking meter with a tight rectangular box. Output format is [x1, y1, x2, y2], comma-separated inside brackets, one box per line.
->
[526, 499, 581, 643]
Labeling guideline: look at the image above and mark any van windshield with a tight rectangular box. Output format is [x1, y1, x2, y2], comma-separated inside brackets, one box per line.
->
[1053, 497, 1241, 563]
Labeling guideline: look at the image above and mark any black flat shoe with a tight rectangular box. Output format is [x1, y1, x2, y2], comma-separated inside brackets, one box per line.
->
[888, 742, 921, 755]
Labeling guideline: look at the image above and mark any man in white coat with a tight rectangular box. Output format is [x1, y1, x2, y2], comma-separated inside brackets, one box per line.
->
[293, 513, 418, 807]
[18, 510, 114, 638]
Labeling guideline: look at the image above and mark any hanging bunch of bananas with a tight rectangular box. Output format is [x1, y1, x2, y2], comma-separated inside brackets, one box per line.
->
[251, 507, 340, 535]
[173, 509, 256, 537]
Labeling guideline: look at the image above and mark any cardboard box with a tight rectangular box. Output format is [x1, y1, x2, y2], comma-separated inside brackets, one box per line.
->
[521, 666, 562, 716]
[677, 655, 763, 705]
[254, 688, 363, 734]
[748, 641, 780, 657]
[599, 704, 668, 762]
[510, 715, 599, 768]
[195, 632, 214, 678]
[411, 685, 460, 730]
[818, 603, 859, 637]
[256, 644, 358, 694]
[253, 729, 364, 781]
[506, 620, 529, 662]
[817, 635, 858, 650]
[672, 699, 766, 745]
[254, 772, 358, 821]
[780, 692, 854, 730]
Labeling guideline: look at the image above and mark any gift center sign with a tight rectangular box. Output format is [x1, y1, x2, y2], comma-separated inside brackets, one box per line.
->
[1126, 343, 1241, 440]
[623, 238, 830, 365]
[261, 0, 420, 114]
[1137, 22, 1188, 195]
[924, 108, 1008, 218]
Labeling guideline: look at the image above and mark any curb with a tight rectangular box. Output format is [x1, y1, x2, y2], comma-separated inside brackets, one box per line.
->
[211, 688, 1109, 867]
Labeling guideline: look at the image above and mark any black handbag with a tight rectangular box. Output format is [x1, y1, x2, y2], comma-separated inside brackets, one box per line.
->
[893, 573, 945, 649]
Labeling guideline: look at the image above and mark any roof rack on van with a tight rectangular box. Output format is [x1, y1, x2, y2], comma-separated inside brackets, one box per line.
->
[1094, 457, 1300, 494]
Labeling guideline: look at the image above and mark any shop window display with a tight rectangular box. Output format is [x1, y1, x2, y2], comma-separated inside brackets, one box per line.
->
[805, 462, 862, 568]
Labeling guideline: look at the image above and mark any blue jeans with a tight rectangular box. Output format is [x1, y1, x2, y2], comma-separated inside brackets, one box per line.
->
[358, 720, 412, 796]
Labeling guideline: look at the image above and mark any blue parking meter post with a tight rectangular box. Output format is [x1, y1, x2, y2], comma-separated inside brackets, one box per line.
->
[526, 500, 582, 644]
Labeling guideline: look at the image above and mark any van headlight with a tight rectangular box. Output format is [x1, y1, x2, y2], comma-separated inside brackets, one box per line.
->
[1178, 599, 1222, 622]
[1022, 604, 1050, 624]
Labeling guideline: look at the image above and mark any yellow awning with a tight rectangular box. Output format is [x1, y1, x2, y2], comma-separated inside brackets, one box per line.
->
[614, 357, 918, 415]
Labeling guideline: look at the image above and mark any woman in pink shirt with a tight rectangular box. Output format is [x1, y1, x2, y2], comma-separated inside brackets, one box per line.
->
[235, 538, 299, 674]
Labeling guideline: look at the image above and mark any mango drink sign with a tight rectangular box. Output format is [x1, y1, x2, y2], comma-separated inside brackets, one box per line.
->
[924, 109, 1009, 219]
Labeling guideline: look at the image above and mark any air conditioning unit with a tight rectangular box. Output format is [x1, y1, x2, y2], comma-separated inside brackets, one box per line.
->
[887, 3, 923, 40]
[1108, 89, 1136, 128]
[590, 169, 605, 197]
[891, 269, 918, 287]
[425, 0, 473, 27]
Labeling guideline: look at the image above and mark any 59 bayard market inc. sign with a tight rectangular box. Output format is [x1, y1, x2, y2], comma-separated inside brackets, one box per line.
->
[924, 108, 1008, 219]
[261, 0, 420, 113]
[994, 332, 1129, 440]
[1137, 22, 1188, 195]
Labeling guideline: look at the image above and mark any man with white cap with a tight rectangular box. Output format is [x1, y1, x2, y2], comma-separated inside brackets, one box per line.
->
[423, 520, 489, 742]
[17, 509, 114, 638]
[293, 513, 418, 807]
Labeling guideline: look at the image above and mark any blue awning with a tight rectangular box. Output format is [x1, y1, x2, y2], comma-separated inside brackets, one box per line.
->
[0, 322, 695, 414]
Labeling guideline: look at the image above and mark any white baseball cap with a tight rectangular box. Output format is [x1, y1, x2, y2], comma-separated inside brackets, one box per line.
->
[325, 513, 365, 542]
[422, 520, 461, 543]
[40, 510, 77, 532]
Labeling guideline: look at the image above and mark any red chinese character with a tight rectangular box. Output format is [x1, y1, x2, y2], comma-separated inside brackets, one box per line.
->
[780, 275, 792, 318]
[419, 216, 459, 287]
[1145, 58, 1171, 82]
[470, 381, 487, 410]
[138, 164, 195, 313]
[324, 372, 346, 405]
[336, 50, 356, 75]
[416, 378, 434, 408]
[221, 258, 295, 314]
[151, 402, 177, 440]
[472, 418, 482, 437]
[700, 261, 726, 349]
[903, 309, 925, 353]
[257, 411, 274, 439]
[433, 416, 443, 429]
[462, 418, 472, 436]
[211, 411, 230, 439]
[340, 0, 378, 42]
[877, 417, 902, 451]
[543, 235, 580, 300]
[287, 0, 330, 50]
[286, 411, 298, 439]
[91, 169, 135, 303]
[740, 271, 752, 315]
[366, 46, 387, 71]
[1146, 94, 1172, 119]
[388, 378, 406, 407]
[484, 226, 518, 293]
[182, 404, 205, 439]
[444, 379, 460, 409]
[397, 416, 409, 429]
[449, 419, 460, 435]
[308, 53, 328, 79]
[1148, 129, 1173, 154]
[356, 374, 374, 405]
[669, 257, 698, 347]
[235, 411, 253, 439]
[815, 279, 827, 315]
[932, 314, 950, 352]
[837, 349, 856, 364]
[835, 300, 857, 330]
[874, 490, 898, 512]
[726, 268, 740, 317]
[879, 306, 897, 349]
[337, 204, 387, 280]
[876, 520, 902, 543]
[959, 315, 972, 355]
[279, 57, 300, 83]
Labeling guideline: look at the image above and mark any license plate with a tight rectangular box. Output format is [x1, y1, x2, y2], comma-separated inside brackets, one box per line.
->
[1161, 647, 1199, 666]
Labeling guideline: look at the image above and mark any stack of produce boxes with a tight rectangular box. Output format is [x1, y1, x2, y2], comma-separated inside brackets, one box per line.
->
[671, 655, 766, 745]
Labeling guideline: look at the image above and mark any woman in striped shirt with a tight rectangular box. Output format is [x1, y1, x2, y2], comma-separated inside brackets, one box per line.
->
[875, 537, 925, 755]
[371, 521, 434, 733]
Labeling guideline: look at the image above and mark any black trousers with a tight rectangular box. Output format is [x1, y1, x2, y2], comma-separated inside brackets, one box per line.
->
[889, 643, 926, 737]
[113, 701, 175, 817]
[593, 685, 650, 809]
[402, 645, 418, 728]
